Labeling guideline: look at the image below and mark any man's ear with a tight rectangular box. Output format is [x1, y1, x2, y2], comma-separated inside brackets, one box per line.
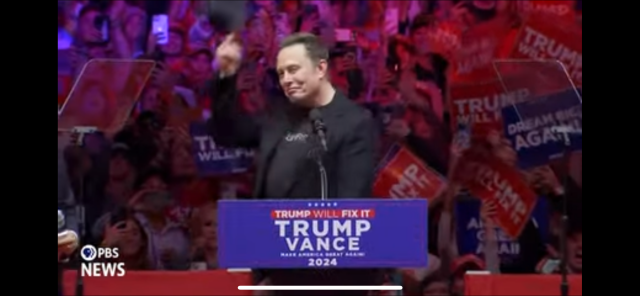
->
[316, 59, 329, 79]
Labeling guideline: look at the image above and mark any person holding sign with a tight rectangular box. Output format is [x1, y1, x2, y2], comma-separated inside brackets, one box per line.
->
[208, 33, 378, 295]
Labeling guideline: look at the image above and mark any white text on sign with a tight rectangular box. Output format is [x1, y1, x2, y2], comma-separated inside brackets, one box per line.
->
[79, 245, 126, 277]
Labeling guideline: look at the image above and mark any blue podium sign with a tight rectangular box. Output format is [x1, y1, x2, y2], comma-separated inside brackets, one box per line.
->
[218, 199, 428, 269]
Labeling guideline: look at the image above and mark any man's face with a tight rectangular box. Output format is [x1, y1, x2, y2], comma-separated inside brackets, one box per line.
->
[568, 232, 583, 272]
[276, 44, 327, 104]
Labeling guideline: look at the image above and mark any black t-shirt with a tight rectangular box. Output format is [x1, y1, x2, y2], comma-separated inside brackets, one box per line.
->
[264, 118, 315, 199]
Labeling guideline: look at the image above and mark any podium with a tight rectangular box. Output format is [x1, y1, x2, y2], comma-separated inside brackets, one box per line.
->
[217, 199, 429, 269]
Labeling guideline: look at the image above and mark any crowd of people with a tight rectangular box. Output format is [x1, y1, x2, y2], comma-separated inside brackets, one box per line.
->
[57, 0, 582, 295]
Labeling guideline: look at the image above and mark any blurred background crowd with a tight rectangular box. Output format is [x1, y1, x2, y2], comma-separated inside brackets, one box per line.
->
[57, 1, 582, 295]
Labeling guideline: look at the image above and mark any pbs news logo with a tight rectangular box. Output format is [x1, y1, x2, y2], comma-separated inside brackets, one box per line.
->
[80, 245, 126, 277]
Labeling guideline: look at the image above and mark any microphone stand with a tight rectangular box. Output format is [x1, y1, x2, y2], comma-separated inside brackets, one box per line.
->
[310, 115, 329, 201]
[311, 150, 329, 201]
[66, 126, 97, 296]
[556, 128, 575, 296]
[317, 159, 329, 201]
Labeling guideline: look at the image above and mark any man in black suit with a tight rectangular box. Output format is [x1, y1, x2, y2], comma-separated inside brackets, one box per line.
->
[208, 33, 380, 295]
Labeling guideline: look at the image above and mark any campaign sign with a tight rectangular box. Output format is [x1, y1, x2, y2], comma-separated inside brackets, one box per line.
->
[502, 88, 582, 169]
[373, 145, 447, 200]
[456, 198, 549, 265]
[459, 153, 538, 238]
[189, 121, 255, 176]
[217, 199, 429, 268]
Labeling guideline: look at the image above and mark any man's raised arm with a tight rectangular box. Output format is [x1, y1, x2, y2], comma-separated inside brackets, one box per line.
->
[206, 35, 262, 149]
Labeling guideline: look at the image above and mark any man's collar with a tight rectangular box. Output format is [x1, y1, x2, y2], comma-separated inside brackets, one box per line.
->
[317, 88, 349, 118]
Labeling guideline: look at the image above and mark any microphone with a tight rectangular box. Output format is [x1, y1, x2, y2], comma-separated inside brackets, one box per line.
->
[309, 109, 328, 152]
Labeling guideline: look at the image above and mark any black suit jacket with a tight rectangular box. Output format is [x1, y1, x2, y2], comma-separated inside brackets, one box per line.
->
[207, 74, 377, 200]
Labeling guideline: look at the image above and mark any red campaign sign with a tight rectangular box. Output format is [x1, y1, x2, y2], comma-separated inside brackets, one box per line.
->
[449, 17, 513, 83]
[373, 145, 446, 200]
[459, 154, 538, 238]
[521, 0, 578, 22]
[426, 20, 462, 57]
[509, 12, 582, 86]
[448, 79, 530, 137]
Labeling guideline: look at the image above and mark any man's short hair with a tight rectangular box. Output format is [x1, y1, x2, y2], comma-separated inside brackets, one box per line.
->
[279, 33, 329, 63]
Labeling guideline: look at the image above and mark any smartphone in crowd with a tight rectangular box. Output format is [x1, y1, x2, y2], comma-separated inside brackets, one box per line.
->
[152, 14, 170, 45]
[94, 14, 110, 42]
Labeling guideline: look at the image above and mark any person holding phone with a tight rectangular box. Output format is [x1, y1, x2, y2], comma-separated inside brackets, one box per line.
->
[147, 21, 186, 70]
[101, 210, 153, 270]
[184, 47, 214, 87]
[76, 3, 108, 44]
[128, 168, 191, 270]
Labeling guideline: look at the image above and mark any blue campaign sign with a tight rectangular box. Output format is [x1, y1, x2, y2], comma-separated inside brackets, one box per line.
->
[456, 198, 549, 265]
[218, 199, 429, 269]
[189, 122, 254, 176]
[502, 89, 582, 169]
